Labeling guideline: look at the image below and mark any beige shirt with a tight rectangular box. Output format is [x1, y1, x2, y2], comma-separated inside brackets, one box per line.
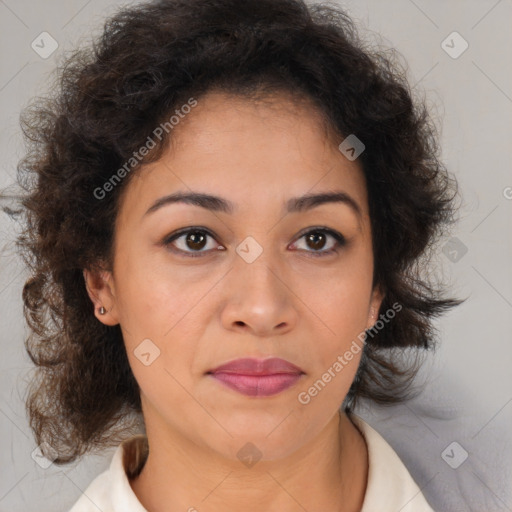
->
[69, 414, 435, 512]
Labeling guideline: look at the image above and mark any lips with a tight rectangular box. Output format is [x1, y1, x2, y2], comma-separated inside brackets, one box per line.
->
[208, 357, 304, 375]
[207, 357, 305, 397]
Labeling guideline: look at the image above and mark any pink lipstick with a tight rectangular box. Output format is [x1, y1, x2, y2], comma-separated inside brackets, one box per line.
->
[207, 357, 304, 397]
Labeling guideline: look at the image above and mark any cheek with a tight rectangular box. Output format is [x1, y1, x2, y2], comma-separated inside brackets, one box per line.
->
[112, 248, 187, 339]
[303, 273, 371, 340]
[295, 349, 362, 423]
[115, 268, 207, 383]
[297, 269, 370, 384]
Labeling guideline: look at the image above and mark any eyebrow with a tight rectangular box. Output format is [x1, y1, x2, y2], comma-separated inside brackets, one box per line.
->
[144, 190, 362, 219]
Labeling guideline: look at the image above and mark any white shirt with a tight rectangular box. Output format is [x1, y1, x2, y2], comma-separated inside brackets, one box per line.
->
[69, 414, 434, 512]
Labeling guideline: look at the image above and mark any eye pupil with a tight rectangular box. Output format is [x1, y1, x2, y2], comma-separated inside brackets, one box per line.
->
[187, 231, 207, 250]
[307, 231, 326, 250]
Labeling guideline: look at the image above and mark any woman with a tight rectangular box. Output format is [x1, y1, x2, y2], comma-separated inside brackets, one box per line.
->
[16, 0, 464, 510]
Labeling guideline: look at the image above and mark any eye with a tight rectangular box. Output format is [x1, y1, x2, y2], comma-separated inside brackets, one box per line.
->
[162, 226, 346, 258]
[163, 227, 224, 258]
[290, 227, 346, 257]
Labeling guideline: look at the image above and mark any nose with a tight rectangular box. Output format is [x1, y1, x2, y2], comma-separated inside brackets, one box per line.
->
[220, 249, 299, 337]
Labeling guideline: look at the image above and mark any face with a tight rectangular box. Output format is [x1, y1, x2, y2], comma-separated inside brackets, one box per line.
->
[85, 91, 384, 462]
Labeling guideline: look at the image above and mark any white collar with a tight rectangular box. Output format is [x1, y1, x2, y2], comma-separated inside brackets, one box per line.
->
[349, 414, 434, 512]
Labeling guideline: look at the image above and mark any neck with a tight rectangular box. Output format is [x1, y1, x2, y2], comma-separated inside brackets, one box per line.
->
[130, 409, 368, 512]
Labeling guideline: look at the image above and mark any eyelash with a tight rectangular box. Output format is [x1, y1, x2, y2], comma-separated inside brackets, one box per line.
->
[162, 226, 346, 258]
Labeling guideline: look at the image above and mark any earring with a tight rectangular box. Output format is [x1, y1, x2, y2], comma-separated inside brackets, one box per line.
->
[98, 306, 106, 315]
[367, 307, 376, 330]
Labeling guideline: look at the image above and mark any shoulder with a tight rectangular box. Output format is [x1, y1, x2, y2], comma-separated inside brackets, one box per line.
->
[68, 436, 148, 512]
[68, 467, 113, 512]
[349, 413, 435, 512]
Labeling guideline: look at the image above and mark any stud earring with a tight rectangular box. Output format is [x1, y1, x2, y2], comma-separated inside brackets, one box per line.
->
[367, 307, 376, 330]
[98, 306, 106, 315]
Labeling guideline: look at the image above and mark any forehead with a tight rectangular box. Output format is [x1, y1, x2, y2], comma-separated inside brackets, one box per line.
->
[170, 90, 343, 161]
[119, 91, 369, 220]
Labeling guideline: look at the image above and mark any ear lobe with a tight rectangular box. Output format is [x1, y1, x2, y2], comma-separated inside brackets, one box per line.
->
[367, 284, 385, 329]
[83, 268, 119, 326]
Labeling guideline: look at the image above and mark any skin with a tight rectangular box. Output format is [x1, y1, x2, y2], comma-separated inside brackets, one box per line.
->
[84, 90, 384, 512]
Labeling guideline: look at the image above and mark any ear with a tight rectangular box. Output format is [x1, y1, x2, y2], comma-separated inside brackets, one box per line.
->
[367, 284, 385, 330]
[83, 267, 120, 326]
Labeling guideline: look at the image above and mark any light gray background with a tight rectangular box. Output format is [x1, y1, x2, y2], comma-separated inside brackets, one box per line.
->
[1, 0, 511, 511]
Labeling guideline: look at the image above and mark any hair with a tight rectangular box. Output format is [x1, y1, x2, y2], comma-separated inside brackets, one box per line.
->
[15, 0, 466, 464]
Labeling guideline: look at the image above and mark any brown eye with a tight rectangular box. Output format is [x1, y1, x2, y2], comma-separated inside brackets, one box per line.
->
[164, 228, 223, 257]
[291, 228, 346, 257]
[163, 226, 345, 259]
[185, 231, 208, 250]
[305, 231, 327, 251]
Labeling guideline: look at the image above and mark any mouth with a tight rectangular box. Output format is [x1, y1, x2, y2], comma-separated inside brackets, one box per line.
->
[206, 357, 305, 397]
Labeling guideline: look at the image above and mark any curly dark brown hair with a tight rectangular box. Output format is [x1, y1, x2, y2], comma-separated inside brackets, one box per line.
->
[14, 0, 465, 464]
